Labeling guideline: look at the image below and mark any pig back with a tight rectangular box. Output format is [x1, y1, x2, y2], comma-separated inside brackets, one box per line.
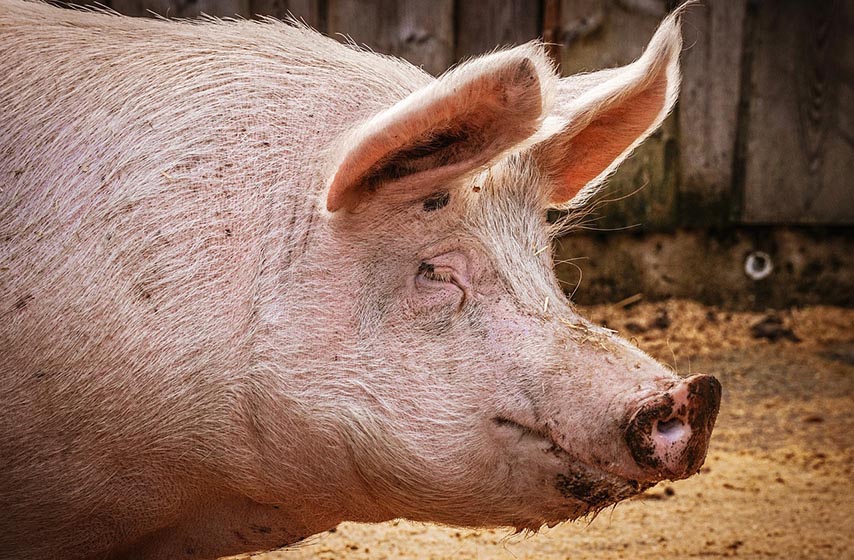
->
[0, 0, 430, 384]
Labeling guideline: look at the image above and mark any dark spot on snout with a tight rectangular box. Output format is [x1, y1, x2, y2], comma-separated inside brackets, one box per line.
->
[683, 376, 723, 474]
[12, 294, 33, 311]
[555, 472, 613, 505]
[422, 191, 450, 212]
[250, 524, 272, 534]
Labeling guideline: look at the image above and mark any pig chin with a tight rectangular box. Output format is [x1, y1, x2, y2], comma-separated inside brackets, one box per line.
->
[491, 417, 651, 528]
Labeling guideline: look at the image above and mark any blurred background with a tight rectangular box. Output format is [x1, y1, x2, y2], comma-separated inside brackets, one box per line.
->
[53, 1, 854, 559]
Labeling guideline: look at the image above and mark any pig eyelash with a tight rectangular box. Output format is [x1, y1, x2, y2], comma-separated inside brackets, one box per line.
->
[417, 262, 454, 283]
[416, 261, 468, 310]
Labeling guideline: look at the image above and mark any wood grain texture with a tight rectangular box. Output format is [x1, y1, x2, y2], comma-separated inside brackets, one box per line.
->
[454, 0, 542, 61]
[558, 0, 676, 230]
[677, 0, 746, 225]
[741, 0, 854, 224]
[106, 0, 170, 17]
[109, 0, 250, 18]
[558, 0, 666, 75]
[542, 0, 563, 70]
[249, 0, 323, 29]
[327, 0, 453, 76]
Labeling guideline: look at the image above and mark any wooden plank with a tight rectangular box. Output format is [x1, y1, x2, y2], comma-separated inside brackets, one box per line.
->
[250, 0, 323, 30]
[741, 0, 854, 224]
[109, 0, 250, 18]
[59, 0, 112, 6]
[327, 0, 453, 76]
[677, 0, 746, 225]
[557, 0, 676, 230]
[542, 0, 563, 71]
[558, 0, 666, 75]
[454, 0, 542, 61]
[92, 0, 159, 18]
[189, 0, 250, 17]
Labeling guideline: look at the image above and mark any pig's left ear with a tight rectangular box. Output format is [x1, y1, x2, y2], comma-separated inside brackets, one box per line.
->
[326, 45, 555, 212]
[533, 11, 683, 208]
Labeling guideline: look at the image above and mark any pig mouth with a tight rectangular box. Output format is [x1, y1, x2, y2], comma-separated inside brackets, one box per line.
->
[493, 417, 652, 515]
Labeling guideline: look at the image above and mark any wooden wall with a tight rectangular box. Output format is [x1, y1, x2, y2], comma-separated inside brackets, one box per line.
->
[59, 0, 854, 228]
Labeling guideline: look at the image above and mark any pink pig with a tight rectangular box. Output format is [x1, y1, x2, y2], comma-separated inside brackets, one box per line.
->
[0, 1, 719, 559]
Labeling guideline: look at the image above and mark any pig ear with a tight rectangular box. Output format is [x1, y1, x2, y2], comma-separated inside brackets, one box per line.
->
[533, 11, 683, 208]
[325, 45, 554, 212]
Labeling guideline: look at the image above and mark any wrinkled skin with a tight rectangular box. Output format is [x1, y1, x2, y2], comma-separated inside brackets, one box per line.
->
[296, 156, 699, 531]
[0, 2, 718, 559]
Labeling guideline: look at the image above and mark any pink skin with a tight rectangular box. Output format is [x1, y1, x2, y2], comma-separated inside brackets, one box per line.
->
[296, 166, 720, 532]
[0, 3, 719, 559]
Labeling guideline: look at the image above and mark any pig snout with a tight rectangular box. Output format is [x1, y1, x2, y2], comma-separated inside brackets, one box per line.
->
[623, 374, 721, 482]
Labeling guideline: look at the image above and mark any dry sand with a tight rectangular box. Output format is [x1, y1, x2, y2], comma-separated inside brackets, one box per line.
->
[243, 300, 854, 560]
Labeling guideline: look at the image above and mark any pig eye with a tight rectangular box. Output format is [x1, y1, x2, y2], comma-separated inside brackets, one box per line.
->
[415, 256, 467, 306]
[417, 262, 453, 283]
[422, 191, 450, 212]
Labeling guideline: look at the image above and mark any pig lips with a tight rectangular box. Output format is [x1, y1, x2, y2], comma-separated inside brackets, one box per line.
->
[493, 417, 650, 517]
[553, 460, 653, 514]
[494, 373, 721, 523]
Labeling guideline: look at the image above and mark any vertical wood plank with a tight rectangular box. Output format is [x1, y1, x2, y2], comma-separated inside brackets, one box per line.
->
[741, 0, 854, 224]
[542, 0, 563, 71]
[557, 0, 676, 229]
[191, 0, 251, 17]
[250, 0, 323, 30]
[108, 0, 250, 18]
[558, 0, 666, 75]
[677, 0, 746, 225]
[327, 0, 453, 76]
[454, 0, 542, 61]
[95, 0, 148, 18]
[59, 0, 112, 6]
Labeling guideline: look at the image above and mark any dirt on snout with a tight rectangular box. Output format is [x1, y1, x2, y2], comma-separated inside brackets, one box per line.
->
[249, 300, 854, 560]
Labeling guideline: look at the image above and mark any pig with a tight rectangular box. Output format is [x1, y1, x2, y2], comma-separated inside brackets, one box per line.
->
[0, 1, 721, 559]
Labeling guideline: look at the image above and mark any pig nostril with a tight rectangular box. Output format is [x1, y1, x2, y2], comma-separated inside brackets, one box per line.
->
[655, 417, 684, 440]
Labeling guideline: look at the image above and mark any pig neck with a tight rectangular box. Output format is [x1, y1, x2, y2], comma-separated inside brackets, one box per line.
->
[161, 21, 435, 528]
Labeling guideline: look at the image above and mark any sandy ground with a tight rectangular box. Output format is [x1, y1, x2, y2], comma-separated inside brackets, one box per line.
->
[245, 300, 854, 560]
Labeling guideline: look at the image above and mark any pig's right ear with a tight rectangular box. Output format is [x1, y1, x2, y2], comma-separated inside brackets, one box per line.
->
[325, 46, 554, 212]
[532, 11, 683, 209]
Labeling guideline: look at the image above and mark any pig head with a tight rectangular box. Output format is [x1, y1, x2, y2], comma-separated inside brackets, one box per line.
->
[292, 6, 720, 529]
[0, 2, 719, 559]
